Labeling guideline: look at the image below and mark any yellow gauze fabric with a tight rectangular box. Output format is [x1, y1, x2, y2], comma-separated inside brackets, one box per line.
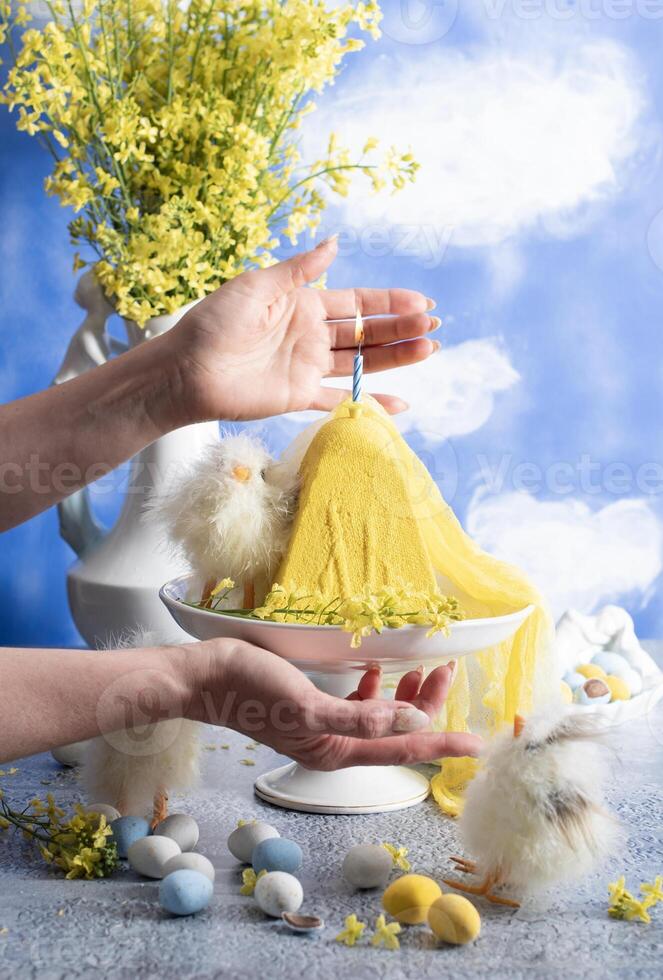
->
[278, 398, 554, 816]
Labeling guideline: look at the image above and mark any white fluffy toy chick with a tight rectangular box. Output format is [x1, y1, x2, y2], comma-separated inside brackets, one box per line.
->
[443, 709, 619, 908]
[82, 629, 201, 829]
[153, 432, 299, 609]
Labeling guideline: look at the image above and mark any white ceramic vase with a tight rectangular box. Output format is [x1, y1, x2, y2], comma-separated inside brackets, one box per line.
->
[53, 273, 218, 648]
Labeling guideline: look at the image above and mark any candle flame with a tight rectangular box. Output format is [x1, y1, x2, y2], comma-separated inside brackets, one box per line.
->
[354, 308, 364, 346]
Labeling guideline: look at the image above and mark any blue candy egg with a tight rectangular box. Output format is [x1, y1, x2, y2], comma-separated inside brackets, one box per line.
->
[252, 837, 303, 875]
[159, 869, 213, 917]
[591, 651, 630, 676]
[110, 816, 151, 858]
[563, 671, 585, 691]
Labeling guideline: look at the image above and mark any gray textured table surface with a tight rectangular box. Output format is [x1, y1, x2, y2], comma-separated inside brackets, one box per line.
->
[1, 655, 662, 980]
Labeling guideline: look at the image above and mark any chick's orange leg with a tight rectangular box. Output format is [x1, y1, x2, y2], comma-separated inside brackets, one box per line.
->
[451, 855, 478, 873]
[443, 870, 520, 909]
[151, 790, 168, 830]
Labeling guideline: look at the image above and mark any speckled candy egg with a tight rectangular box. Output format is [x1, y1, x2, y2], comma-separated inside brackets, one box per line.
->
[163, 852, 215, 883]
[252, 837, 302, 875]
[110, 816, 151, 858]
[154, 813, 199, 852]
[159, 869, 213, 916]
[128, 835, 181, 878]
[227, 821, 280, 863]
[428, 894, 481, 945]
[562, 671, 585, 691]
[254, 871, 304, 918]
[343, 844, 393, 889]
[574, 678, 611, 706]
[382, 874, 443, 925]
[84, 803, 121, 823]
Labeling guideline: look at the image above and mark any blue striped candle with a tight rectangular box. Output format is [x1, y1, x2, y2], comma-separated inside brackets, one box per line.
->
[352, 351, 363, 402]
[352, 309, 364, 402]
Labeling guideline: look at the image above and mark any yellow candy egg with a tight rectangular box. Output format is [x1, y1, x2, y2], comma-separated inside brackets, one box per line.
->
[428, 894, 481, 945]
[382, 874, 443, 924]
[605, 674, 630, 702]
[560, 680, 573, 704]
[576, 663, 607, 680]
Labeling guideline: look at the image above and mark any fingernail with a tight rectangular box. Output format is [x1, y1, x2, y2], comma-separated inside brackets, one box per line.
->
[429, 316, 442, 331]
[426, 297, 436, 310]
[393, 707, 430, 733]
[431, 340, 441, 352]
[416, 664, 424, 676]
[448, 659, 458, 683]
[317, 233, 338, 248]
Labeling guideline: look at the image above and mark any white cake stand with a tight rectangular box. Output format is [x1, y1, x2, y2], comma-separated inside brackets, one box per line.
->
[160, 575, 534, 814]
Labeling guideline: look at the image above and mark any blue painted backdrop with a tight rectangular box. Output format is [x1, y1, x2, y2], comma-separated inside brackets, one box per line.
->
[1, 2, 662, 647]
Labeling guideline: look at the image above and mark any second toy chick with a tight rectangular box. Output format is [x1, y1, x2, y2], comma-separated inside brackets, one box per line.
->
[154, 432, 299, 608]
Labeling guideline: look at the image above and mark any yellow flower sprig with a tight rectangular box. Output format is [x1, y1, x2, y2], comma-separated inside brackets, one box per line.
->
[1, 0, 418, 326]
[193, 581, 463, 648]
[0, 791, 118, 880]
[608, 874, 663, 924]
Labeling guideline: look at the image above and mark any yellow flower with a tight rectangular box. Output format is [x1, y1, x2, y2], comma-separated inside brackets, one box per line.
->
[640, 876, 663, 906]
[381, 842, 411, 872]
[1, 0, 417, 326]
[370, 914, 401, 950]
[335, 913, 366, 947]
[239, 868, 266, 896]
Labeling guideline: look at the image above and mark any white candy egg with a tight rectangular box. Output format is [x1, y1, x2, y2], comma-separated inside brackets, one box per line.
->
[163, 852, 215, 883]
[128, 836, 181, 878]
[254, 871, 303, 918]
[154, 813, 199, 852]
[51, 740, 90, 767]
[227, 821, 280, 863]
[342, 844, 393, 889]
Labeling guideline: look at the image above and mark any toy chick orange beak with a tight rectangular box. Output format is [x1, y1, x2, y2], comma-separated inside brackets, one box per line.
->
[513, 714, 526, 738]
[232, 465, 251, 483]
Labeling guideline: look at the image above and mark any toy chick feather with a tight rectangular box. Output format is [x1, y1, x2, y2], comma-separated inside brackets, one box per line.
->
[151, 432, 298, 608]
[82, 630, 201, 827]
[444, 708, 619, 906]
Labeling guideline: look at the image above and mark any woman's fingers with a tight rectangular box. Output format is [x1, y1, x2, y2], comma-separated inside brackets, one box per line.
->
[309, 387, 408, 414]
[328, 313, 440, 350]
[335, 731, 483, 767]
[320, 286, 434, 320]
[394, 666, 424, 702]
[413, 663, 456, 715]
[316, 694, 433, 741]
[347, 665, 382, 701]
[329, 337, 439, 377]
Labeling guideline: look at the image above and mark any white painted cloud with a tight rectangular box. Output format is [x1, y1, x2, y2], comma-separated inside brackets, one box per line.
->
[465, 491, 663, 617]
[306, 38, 649, 249]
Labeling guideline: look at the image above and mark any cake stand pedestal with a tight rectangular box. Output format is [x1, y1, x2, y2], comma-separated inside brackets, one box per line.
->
[160, 575, 534, 815]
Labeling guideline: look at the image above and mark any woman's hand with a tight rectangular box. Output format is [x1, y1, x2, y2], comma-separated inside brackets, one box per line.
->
[187, 640, 480, 770]
[167, 236, 440, 423]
